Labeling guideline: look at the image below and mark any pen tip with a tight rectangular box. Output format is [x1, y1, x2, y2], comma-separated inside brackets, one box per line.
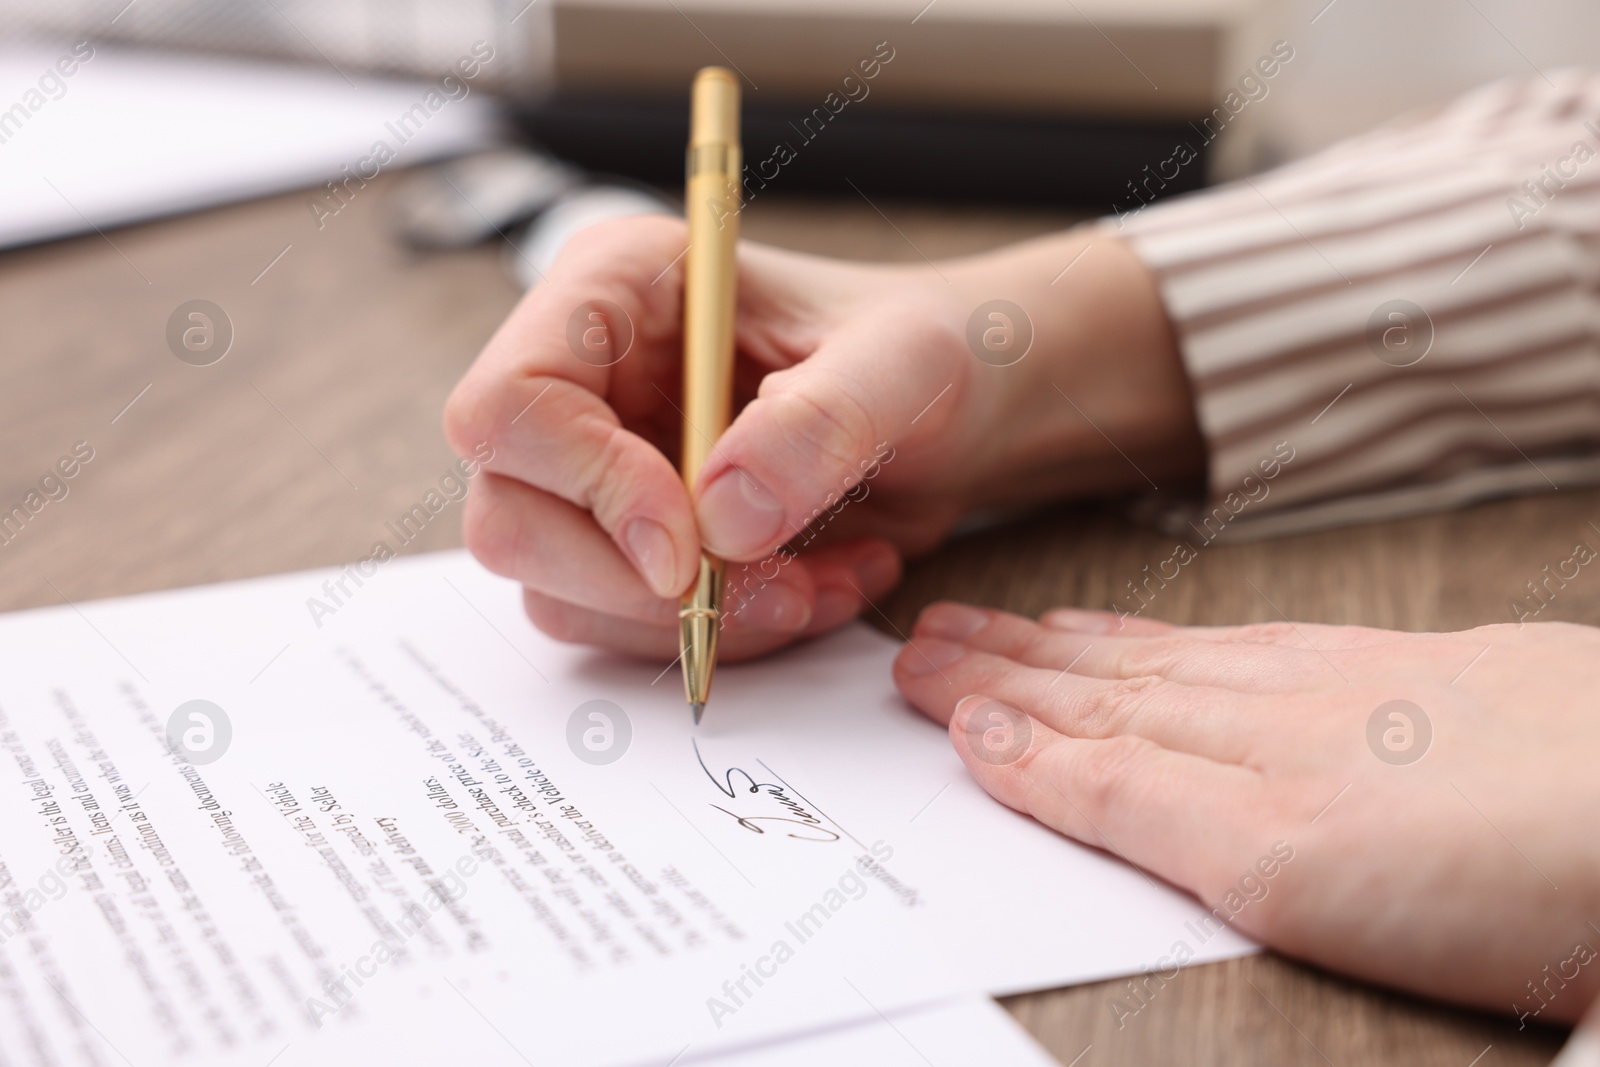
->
[691, 702, 704, 726]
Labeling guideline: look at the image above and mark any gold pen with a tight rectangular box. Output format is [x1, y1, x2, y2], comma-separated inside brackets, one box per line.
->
[679, 67, 741, 726]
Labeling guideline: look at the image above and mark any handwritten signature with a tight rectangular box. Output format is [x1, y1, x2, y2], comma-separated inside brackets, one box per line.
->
[693, 740, 839, 843]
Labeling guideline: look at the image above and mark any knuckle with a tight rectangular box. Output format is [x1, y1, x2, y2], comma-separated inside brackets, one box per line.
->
[764, 371, 874, 476]
[1072, 675, 1164, 734]
[460, 482, 523, 578]
[580, 426, 640, 529]
[1230, 621, 1301, 645]
[1016, 625, 1060, 662]
[887, 298, 963, 354]
[1110, 638, 1184, 679]
[1479, 621, 1528, 640]
[448, 373, 570, 465]
[1502, 619, 1581, 643]
[443, 377, 495, 457]
[1074, 734, 1156, 818]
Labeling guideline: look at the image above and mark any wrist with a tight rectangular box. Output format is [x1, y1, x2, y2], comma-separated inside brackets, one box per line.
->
[947, 226, 1207, 505]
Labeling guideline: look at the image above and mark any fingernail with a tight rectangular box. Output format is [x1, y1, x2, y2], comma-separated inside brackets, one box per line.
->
[918, 603, 989, 641]
[1041, 608, 1113, 633]
[812, 586, 858, 630]
[956, 697, 1032, 766]
[697, 468, 788, 558]
[622, 517, 678, 597]
[900, 637, 966, 677]
[734, 581, 812, 633]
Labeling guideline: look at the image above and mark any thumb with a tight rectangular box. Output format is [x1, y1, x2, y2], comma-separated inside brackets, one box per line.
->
[693, 311, 965, 560]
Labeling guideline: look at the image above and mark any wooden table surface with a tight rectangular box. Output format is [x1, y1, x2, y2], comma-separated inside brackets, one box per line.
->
[0, 172, 1578, 1066]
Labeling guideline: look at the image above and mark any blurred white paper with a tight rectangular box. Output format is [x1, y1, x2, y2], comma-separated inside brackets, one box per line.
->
[0, 550, 1252, 1065]
[0, 41, 502, 249]
[699, 994, 1059, 1067]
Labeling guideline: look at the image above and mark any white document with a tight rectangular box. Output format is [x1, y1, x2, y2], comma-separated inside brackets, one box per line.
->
[0, 42, 501, 250]
[0, 551, 1251, 1066]
[700, 995, 1059, 1067]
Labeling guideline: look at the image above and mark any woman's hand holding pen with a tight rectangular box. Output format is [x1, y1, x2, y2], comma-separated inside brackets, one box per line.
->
[445, 203, 1600, 1035]
[444, 215, 1203, 659]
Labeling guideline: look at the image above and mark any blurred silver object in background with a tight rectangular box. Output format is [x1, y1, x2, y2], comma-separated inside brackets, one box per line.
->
[388, 148, 582, 250]
[0, 0, 553, 90]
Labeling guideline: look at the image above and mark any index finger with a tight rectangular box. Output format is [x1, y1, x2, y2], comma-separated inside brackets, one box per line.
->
[444, 216, 701, 597]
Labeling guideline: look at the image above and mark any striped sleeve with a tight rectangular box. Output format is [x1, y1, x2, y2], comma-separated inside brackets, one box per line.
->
[1114, 70, 1600, 541]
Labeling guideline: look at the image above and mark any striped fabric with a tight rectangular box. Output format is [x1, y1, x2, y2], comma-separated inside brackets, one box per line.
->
[1115, 71, 1600, 541]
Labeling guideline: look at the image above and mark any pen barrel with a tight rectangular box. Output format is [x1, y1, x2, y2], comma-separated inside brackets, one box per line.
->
[678, 68, 741, 714]
[680, 67, 741, 487]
